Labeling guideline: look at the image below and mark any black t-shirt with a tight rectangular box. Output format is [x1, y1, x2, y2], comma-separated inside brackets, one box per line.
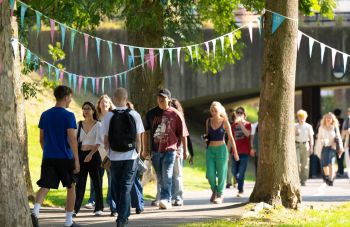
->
[144, 106, 164, 151]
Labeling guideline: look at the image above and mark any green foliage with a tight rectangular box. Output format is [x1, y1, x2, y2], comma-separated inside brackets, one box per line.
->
[22, 81, 40, 100]
[42, 77, 59, 90]
[48, 43, 65, 67]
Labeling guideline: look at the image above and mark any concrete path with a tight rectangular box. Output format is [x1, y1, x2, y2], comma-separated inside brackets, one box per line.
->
[38, 178, 350, 227]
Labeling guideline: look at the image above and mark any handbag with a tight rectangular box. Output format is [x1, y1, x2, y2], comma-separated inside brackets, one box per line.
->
[137, 156, 148, 175]
[101, 156, 111, 170]
[77, 121, 83, 151]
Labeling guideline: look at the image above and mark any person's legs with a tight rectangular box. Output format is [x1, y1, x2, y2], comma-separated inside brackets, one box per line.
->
[172, 150, 184, 204]
[88, 153, 104, 213]
[65, 185, 76, 226]
[74, 154, 89, 214]
[300, 143, 310, 184]
[32, 188, 50, 217]
[151, 152, 162, 205]
[159, 151, 176, 208]
[215, 145, 228, 198]
[295, 143, 302, 179]
[226, 154, 233, 188]
[106, 169, 117, 213]
[206, 147, 217, 193]
[130, 175, 144, 213]
[236, 154, 249, 193]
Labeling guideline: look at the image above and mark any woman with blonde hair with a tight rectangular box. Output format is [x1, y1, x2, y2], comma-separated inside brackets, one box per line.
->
[205, 101, 239, 204]
[316, 112, 344, 186]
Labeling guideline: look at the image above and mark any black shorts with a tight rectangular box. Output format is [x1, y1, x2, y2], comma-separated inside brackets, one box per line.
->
[37, 158, 75, 189]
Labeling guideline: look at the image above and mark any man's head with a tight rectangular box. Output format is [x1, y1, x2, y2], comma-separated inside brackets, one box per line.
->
[157, 88, 171, 110]
[296, 109, 308, 123]
[113, 87, 128, 106]
[54, 85, 73, 108]
[333, 108, 341, 117]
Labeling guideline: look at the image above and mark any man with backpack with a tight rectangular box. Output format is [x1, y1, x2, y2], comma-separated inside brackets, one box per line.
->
[102, 88, 144, 227]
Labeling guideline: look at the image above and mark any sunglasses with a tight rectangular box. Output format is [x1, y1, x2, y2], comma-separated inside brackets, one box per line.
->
[236, 111, 244, 115]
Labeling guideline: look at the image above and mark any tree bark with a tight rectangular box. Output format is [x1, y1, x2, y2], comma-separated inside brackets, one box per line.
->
[249, 0, 301, 208]
[0, 1, 32, 226]
[126, 1, 164, 117]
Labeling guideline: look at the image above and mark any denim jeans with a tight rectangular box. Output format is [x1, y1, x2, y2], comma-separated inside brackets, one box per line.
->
[232, 154, 249, 193]
[110, 159, 137, 223]
[321, 146, 336, 167]
[89, 168, 117, 212]
[131, 175, 144, 211]
[152, 151, 176, 202]
[172, 148, 184, 202]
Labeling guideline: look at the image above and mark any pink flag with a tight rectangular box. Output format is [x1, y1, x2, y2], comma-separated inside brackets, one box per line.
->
[114, 75, 119, 88]
[20, 44, 26, 62]
[39, 65, 44, 78]
[120, 44, 125, 65]
[0, 0, 3, 6]
[149, 49, 155, 71]
[50, 19, 55, 43]
[78, 76, 83, 93]
[96, 78, 100, 94]
[60, 70, 64, 83]
[84, 34, 89, 57]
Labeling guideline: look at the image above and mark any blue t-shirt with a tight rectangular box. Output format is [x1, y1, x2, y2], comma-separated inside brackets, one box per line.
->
[38, 107, 77, 159]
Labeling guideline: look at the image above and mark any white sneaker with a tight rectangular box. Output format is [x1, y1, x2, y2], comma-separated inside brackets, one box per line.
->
[159, 200, 172, 209]
[84, 202, 95, 209]
[94, 210, 103, 216]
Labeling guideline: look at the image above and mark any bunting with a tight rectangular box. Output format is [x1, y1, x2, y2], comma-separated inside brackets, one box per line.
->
[107, 41, 113, 64]
[320, 43, 325, 64]
[35, 11, 42, 37]
[96, 38, 101, 60]
[343, 54, 348, 73]
[309, 37, 314, 58]
[70, 30, 77, 52]
[20, 4, 27, 28]
[272, 13, 285, 34]
[248, 21, 253, 43]
[50, 19, 55, 43]
[84, 34, 89, 57]
[60, 24, 66, 49]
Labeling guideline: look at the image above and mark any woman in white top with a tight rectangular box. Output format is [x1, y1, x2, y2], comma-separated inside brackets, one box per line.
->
[316, 112, 344, 186]
[74, 101, 104, 216]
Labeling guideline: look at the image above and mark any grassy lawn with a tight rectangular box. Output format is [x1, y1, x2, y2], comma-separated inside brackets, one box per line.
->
[182, 203, 350, 227]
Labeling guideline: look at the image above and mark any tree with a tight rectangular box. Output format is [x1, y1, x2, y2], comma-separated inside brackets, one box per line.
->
[0, 1, 32, 226]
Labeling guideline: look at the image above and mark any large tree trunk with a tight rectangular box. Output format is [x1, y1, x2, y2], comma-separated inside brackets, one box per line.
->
[249, 0, 301, 208]
[126, 1, 164, 117]
[0, 1, 32, 226]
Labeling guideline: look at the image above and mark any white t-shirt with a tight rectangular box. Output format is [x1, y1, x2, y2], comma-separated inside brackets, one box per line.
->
[295, 122, 314, 142]
[77, 121, 103, 146]
[102, 107, 145, 161]
[251, 122, 258, 136]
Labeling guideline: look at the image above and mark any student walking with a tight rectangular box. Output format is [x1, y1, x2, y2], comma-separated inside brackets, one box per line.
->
[74, 102, 104, 216]
[102, 88, 144, 227]
[205, 101, 239, 204]
[31, 85, 80, 227]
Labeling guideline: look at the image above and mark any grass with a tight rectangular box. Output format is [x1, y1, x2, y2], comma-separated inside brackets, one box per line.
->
[182, 203, 350, 227]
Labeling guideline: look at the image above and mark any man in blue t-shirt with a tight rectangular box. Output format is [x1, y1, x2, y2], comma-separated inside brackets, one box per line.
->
[31, 85, 80, 227]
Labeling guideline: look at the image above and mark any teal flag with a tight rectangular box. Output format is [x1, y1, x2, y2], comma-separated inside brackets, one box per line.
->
[108, 77, 112, 92]
[107, 41, 113, 64]
[122, 73, 127, 87]
[20, 4, 28, 28]
[68, 73, 72, 88]
[84, 78, 88, 95]
[272, 13, 285, 34]
[35, 11, 42, 37]
[48, 64, 52, 80]
[55, 68, 60, 81]
[60, 24, 66, 49]
[128, 47, 135, 66]
[26, 50, 31, 65]
[92, 78, 96, 94]
[139, 48, 145, 67]
[70, 30, 77, 52]
[96, 38, 101, 60]
[73, 74, 77, 92]
[257, 16, 262, 35]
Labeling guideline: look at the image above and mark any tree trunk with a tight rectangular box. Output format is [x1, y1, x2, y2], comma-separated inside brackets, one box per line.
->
[126, 1, 164, 117]
[249, 0, 301, 208]
[0, 1, 32, 226]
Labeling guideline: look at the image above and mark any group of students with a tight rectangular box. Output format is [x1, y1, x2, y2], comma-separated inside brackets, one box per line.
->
[30, 86, 193, 227]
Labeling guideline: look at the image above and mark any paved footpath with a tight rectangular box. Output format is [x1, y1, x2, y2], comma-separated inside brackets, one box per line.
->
[39, 178, 350, 227]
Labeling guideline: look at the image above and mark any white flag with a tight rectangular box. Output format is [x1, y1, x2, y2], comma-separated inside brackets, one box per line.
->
[343, 53, 348, 73]
[309, 37, 314, 58]
[320, 43, 325, 64]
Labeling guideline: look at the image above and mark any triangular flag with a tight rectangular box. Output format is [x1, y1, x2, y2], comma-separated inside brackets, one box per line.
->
[257, 16, 262, 35]
[10, 0, 15, 16]
[168, 48, 173, 66]
[272, 13, 285, 34]
[48, 64, 52, 80]
[108, 77, 112, 92]
[149, 49, 155, 71]
[20, 4, 28, 28]
[309, 37, 314, 58]
[204, 42, 210, 58]
[96, 38, 101, 60]
[320, 43, 325, 64]
[120, 44, 125, 65]
[114, 75, 119, 88]
[343, 54, 348, 73]
[84, 34, 89, 57]
[60, 70, 64, 83]
[60, 24, 66, 49]
[78, 76, 83, 94]
[92, 78, 96, 94]
[195, 45, 199, 62]
[128, 56, 134, 69]
[26, 50, 31, 65]
[96, 78, 100, 94]
[107, 41, 113, 64]
[129, 47, 135, 66]
[39, 65, 44, 78]
[187, 46, 193, 62]
[35, 11, 42, 37]
[68, 73, 72, 88]
[177, 47, 181, 66]
[211, 39, 216, 58]
[219, 36, 225, 53]
[70, 30, 77, 52]
[73, 74, 77, 93]
[248, 21, 253, 43]
[11, 39, 18, 59]
[228, 33, 234, 52]
[331, 49, 337, 68]
[55, 68, 60, 81]
[84, 78, 88, 95]
[50, 19, 55, 43]
[140, 48, 145, 67]
[102, 78, 105, 94]
[0, 0, 3, 6]
[20, 44, 26, 62]
[297, 31, 302, 51]
[159, 48, 164, 68]
[33, 56, 39, 70]
[122, 73, 127, 87]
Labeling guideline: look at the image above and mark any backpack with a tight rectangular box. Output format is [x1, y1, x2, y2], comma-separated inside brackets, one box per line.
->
[108, 108, 137, 152]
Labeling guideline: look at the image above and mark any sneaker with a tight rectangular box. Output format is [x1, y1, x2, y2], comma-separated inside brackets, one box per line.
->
[174, 200, 184, 206]
[210, 191, 217, 203]
[72, 212, 77, 217]
[110, 212, 117, 217]
[31, 213, 39, 227]
[237, 191, 244, 197]
[213, 196, 223, 204]
[94, 210, 103, 216]
[301, 181, 306, 186]
[84, 202, 95, 209]
[159, 200, 172, 209]
[151, 200, 159, 207]
[226, 183, 232, 189]
[136, 208, 144, 214]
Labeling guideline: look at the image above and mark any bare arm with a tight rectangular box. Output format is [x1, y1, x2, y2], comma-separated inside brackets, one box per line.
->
[136, 133, 142, 154]
[142, 131, 150, 158]
[224, 120, 239, 161]
[67, 128, 80, 173]
[104, 135, 109, 151]
[238, 121, 251, 137]
[40, 129, 44, 150]
[181, 136, 188, 160]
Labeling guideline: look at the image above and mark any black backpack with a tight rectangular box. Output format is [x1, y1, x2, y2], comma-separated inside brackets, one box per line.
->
[108, 108, 137, 152]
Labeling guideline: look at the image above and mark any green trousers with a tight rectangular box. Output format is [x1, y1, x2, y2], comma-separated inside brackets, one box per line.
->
[206, 144, 228, 196]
